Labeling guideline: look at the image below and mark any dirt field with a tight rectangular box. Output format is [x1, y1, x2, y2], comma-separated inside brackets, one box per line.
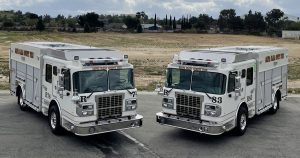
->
[1, 32, 300, 90]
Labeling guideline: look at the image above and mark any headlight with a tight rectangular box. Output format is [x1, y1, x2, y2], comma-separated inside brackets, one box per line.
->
[204, 104, 222, 117]
[162, 97, 174, 109]
[125, 99, 137, 111]
[76, 103, 94, 117]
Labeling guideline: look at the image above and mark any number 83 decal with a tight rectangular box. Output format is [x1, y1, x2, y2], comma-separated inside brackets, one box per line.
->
[212, 97, 222, 103]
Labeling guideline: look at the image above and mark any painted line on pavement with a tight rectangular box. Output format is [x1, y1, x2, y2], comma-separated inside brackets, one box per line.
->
[118, 131, 160, 158]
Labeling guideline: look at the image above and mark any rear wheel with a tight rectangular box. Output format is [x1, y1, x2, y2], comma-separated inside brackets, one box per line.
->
[269, 95, 279, 114]
[234, 106, 248, 136]
[18, 90, 27, 111]
[48, 105, 63, 135]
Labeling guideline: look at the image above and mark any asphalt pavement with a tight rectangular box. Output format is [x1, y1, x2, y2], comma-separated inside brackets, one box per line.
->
[0, 92, 300, 158]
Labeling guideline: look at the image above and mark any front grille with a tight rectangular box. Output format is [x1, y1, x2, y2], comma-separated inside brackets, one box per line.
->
[176, 93, 202, 119]
[96, 94, 123, 119]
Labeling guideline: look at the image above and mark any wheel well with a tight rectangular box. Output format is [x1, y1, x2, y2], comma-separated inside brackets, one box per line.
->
[276, 90, 282, 101]
[49, 100, 58, 110]
[239, 102, 248, 115]
[16, 86, 21, 96]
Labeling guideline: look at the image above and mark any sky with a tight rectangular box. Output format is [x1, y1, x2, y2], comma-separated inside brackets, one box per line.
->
[0, 0, 299, 19]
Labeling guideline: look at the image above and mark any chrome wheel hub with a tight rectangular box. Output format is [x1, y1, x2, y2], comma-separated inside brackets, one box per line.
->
[273, 100, 278, 110]
[50, 112, 57, 129]
[19, 95, 25, 107]
[240, 114, 247, 131]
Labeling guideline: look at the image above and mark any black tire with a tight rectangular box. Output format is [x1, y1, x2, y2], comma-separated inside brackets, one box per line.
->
[233, 106, 248, 136]
[269, 95, 279, 114]
[18, 90, 27, 111]
[48, 105, 63, 135]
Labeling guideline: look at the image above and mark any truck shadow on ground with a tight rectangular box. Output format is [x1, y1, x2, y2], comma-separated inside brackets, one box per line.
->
[23, 107, 151, 158]
[164, 111, 282, 144]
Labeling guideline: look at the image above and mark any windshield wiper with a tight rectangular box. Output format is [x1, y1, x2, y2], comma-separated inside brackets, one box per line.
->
[165, 88, 173, 94]
[204, 91, 212, 100]
[127, 89, 134, 94]
[87, 87, 99, 98]
[197, 87, 212, 100]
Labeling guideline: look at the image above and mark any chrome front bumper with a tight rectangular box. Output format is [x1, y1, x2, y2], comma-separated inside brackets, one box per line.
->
[69, 114, 143, 136]
[156, 112, 234, 135]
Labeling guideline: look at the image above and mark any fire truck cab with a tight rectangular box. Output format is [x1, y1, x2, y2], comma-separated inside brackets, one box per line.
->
[156, 46, 288, 136]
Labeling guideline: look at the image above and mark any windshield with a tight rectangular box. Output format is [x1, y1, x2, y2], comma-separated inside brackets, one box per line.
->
[73, 69, 134, 93]
[166, 68, 192, 90]
[109, 69, 134, 90]
[191, 71, 226, 95]
[73, 70, 108, 93]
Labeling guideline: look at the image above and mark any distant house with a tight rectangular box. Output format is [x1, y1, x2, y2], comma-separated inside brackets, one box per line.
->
[284, 14, 300, 22]
[142, 24, 162, 31]
[104, 23, 127, 32]
[176, 24, 181, 30]
[282, 30, 300, 39]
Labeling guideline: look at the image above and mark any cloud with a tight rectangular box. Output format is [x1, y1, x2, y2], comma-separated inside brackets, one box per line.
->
[229, 0, 282, 10]
[0, 0, 298, 18]
[0, 0, 53, 9]
[162, 0, 218, 13]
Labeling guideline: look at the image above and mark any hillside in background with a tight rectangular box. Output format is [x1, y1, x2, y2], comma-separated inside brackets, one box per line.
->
[0, 32, 300, 92]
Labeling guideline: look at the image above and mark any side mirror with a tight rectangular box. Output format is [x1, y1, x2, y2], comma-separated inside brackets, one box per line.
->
[155, 84, 164, 95]
[235, 77, 242, 94]
[71, 96, 80, 102]
[57, 74, 64, 98]
[58, 74, 64, 88]
[72, 89, 80, 102]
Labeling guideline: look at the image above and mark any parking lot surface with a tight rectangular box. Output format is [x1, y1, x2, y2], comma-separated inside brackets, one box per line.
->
[0, 93, 300, 158]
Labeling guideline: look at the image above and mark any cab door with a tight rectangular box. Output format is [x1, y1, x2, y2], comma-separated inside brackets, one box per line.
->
[245, 62, 256, 117]
[42, 61, 54, 109]
[59, 68, 72, 113]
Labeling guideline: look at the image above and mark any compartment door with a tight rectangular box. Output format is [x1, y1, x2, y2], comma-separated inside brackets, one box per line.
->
[256, 72, 265, 113]
[10, 60, 17, 93]
[281, 66, 288, 97]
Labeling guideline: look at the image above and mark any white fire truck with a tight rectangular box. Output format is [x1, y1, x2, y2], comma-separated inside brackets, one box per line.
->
[156, 46, 288, 136]
[9, 42, 142, 136]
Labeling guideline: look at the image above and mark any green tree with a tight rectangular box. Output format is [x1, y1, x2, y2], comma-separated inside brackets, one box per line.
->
[123, 16, 138, 31]
[154, 14, 157, 30]
[2, 20, 14, 28]
[137, 23, 143, 33]
[66, 16, 78, 32]
[286, 21, 300, 30]
[244, 10, 266, 34]
[173, 17, 176, 30]
[136, 11, 146, 24]
[56, 14, 66, 30]
[36, 16, 45, 31]
[84, 23, 91, 33]
[78, 12, 102, 32]
[218, 9, 236, 32]
[24, 12, 39, 28]
[265, 9, 285, 36]
[169, 15, 172, 28]
[231, 16, 244, 31]
[194, 14, 213, 30]
[165, 14, 168, 26]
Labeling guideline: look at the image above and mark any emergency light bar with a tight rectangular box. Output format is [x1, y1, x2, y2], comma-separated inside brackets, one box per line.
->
[177, 59, 220, 68]
[80, 58, 126, 66]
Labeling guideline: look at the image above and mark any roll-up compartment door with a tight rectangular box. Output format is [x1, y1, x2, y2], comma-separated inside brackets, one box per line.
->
[282, 65, 288, 96]
[25, 65, 34, 103]
[10, 60, 17, 93]
[264, 70, 272, 107]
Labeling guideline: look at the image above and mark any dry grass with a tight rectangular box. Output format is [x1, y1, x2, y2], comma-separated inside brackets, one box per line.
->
[1, 31, 300, 91]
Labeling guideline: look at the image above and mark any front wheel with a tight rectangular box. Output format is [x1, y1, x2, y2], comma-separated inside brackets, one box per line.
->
[233, 107, 248, 136]
[48, 105, 63, 135]
[18, 90, 27, 111]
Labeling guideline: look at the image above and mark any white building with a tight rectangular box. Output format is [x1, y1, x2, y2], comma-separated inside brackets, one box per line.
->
[282, 30, 300, 39]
